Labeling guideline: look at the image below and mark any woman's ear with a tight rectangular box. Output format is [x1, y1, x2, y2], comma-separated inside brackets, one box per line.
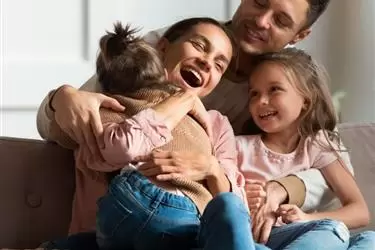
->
[156, 37, 170, 59]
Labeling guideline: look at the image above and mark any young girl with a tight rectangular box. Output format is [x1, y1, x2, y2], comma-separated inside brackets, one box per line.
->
[237, 48, 373, 249]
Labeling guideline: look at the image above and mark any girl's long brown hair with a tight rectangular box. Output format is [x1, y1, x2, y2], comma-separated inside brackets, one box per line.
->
[251, 48, 341, 151]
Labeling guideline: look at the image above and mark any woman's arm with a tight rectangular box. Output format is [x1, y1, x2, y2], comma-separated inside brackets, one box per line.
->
[208, 110, 247, 203]
[36, 75, 102, 139]
[135, 110, 246, 202]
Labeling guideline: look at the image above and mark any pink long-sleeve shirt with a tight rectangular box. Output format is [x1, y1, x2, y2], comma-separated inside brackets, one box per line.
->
[70, 108, 246, 234]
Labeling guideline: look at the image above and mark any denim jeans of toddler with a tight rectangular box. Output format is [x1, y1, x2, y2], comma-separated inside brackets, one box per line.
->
[96, 171, 270, 250]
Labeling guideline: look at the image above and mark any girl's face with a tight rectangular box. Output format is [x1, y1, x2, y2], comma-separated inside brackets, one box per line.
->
[158, 23, 233, 97]
[248, 62, 306, 134]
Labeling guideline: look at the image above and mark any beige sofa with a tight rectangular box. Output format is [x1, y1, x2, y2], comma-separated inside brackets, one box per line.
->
[0, 123, 374, 249]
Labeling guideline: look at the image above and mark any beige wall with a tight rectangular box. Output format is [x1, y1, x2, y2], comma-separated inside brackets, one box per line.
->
[298, 0, 375, 123]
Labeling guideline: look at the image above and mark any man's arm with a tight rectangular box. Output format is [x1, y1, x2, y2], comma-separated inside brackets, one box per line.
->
[36, 27, 165, 141]
[36, 74, 101, 139]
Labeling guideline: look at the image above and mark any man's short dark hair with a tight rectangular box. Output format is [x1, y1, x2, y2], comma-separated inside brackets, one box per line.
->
[304, 0, 331, 28]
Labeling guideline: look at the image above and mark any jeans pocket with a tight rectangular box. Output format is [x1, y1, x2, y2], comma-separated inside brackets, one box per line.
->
[96, 195, 133, 240]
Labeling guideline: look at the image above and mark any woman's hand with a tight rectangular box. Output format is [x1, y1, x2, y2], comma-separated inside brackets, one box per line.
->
[52, 85, 125, 155]
[137, 150, 230, 195]
[137, 150, 218, 181]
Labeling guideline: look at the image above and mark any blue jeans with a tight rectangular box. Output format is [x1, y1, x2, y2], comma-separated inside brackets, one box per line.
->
[348, 231, 375, 249]
[96, 171, 268, 250]
[197, 191, 269, 250]
[96, 171, 200, 250]
[266, 220, 375, 250]
[267, 219, 350, 250]
[41, 229, 375, 250]
[42, 171, 375, 250]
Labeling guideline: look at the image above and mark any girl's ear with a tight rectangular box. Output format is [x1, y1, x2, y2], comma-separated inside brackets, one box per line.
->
[302, 99, 309, 110]
[156, 37, 170, 59]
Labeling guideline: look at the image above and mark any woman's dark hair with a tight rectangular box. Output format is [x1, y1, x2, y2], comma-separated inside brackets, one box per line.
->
[162, 17, 237, 55]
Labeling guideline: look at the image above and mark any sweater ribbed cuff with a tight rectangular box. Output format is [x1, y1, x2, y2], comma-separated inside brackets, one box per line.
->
[272, 175, 306, 208]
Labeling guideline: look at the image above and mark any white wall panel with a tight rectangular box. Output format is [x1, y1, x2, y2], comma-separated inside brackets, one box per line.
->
[1, 0, 232, 138]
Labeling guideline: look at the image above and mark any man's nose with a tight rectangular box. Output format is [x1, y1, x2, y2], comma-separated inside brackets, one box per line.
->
[255, 11, 272, 29]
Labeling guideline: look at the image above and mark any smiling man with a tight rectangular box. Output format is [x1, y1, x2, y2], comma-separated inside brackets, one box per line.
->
[37, 0, 357, 248]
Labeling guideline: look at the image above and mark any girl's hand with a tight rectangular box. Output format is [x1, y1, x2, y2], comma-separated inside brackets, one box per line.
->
[245, 180, 266, 213]
[153, 90, 212, 138]
[277, 204, 311, 223]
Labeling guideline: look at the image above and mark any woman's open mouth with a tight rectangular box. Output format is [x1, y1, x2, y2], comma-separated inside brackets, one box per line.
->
[180, 68, 202, 88]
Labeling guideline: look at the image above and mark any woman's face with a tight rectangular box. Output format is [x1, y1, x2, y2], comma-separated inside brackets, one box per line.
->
[158, 23, 233, 97]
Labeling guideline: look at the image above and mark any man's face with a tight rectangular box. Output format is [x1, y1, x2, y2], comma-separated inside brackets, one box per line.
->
[231, 0, 311, 55]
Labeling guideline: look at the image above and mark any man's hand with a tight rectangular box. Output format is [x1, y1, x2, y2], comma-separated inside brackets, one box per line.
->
[137, 150, 217, 181]
[277, 204, 311, 224]
[52, 85, 125, 156]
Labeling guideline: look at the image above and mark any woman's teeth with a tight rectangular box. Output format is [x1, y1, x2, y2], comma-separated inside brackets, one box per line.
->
[180, 68, 202, 87]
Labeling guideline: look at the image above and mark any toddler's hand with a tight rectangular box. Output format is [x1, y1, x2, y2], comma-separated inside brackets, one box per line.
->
[189, 96, 212, 138]
[277, 204, 311, 223]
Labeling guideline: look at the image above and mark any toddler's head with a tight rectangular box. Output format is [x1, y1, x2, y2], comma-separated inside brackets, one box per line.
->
[96, 22, 166, 94]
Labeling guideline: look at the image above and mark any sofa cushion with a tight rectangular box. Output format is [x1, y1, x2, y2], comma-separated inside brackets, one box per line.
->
[339, 123, 375, 232]
[0, 137, 75, 249]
